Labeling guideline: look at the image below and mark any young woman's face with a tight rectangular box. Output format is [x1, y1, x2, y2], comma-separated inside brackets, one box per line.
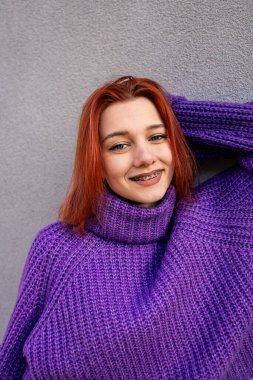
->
[99, 97, 175, 207]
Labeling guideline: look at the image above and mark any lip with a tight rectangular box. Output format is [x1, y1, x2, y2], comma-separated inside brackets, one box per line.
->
[129, 169, 164, 179]
[130, 170, 163, 187]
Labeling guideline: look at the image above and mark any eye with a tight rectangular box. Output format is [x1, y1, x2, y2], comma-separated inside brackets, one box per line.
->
[109, 143, 129, 151]
[150, 134, 167, 141]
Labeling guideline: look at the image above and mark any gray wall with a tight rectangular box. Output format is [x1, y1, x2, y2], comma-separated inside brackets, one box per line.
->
[0, 0, 252, 341]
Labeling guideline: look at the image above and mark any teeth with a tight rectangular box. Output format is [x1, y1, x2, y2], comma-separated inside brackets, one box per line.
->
[132, 171, 160, 181]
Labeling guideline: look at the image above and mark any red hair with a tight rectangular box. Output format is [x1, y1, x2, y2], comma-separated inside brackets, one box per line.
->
[58, 76, 198, 235]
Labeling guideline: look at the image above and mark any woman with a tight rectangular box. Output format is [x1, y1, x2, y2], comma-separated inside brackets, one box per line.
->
[0, 76, 252, 379]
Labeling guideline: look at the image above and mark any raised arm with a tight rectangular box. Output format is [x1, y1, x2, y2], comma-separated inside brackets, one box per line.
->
[167, 94, 253, 173]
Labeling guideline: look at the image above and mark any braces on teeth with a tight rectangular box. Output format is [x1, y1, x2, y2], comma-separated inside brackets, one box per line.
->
[132, 172, 160, 181]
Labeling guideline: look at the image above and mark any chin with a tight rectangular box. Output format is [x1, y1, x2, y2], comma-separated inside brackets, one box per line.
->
[132, 191, 166, 205]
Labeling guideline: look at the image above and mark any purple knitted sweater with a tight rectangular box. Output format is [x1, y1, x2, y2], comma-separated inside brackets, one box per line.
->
[1, 97, 252, 379]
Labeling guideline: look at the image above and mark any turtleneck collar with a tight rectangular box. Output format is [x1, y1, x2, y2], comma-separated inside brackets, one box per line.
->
[85, 185, 177, 244]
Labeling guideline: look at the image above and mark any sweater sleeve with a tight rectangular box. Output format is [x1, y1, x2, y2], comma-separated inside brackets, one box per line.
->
[0, 228, 52, 379]
[167, 94, 253, 173]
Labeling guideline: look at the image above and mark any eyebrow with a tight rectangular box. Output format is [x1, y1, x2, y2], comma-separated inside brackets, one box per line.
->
[102, 124, 166, 143]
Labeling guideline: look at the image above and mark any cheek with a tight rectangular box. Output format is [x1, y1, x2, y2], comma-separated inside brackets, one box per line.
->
[160, 145, 174, 164]
[168, 150, 174, 165]
[103, 155, 130, 179]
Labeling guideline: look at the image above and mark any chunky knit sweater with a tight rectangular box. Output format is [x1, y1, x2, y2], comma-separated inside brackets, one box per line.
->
[0, 97, 252, 380]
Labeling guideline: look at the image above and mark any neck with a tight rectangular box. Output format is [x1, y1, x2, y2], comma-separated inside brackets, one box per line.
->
[85, 184, 177, 244]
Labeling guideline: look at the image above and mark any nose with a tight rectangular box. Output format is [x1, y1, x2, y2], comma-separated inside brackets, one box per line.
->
[133, 144, 155, 167]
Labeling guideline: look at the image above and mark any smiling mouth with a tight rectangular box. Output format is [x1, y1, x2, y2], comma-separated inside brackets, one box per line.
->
[130, 170, 162, 181]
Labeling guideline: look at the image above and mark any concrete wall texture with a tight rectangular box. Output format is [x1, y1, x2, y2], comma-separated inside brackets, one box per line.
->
[0, 0, 252, 341]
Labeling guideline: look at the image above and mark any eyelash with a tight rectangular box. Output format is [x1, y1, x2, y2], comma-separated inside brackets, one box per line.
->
[109, 134, 168, 151]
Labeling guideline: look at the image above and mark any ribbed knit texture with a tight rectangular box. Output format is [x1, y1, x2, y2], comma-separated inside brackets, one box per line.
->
[0, 97, 252, 380]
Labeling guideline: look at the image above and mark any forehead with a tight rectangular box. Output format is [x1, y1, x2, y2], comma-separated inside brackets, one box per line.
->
[100, 97, 162, 134]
